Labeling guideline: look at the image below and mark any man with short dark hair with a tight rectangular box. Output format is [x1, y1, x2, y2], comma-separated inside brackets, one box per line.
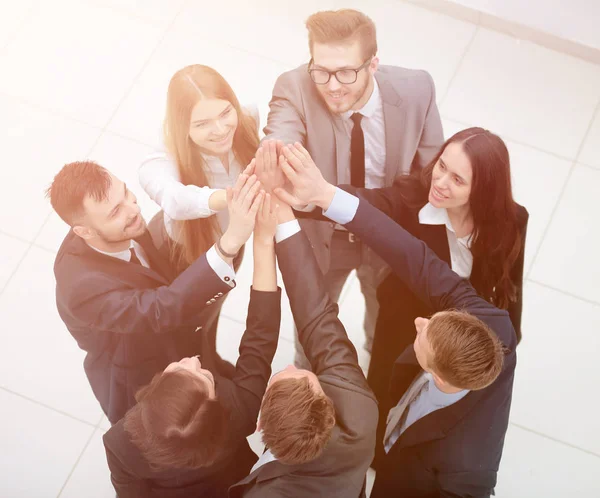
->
[264, 8, 444, 365]
[274, 143, 519, 498]
[48, 160, 262, 424]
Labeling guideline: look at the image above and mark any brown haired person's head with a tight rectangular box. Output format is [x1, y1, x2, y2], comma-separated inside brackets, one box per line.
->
[46, 161, 147, 251]
[305, 9, 378, 114]
[123, 356, 228, 470]
[413, 311, 506, 392]
[258, 365, 336, 465]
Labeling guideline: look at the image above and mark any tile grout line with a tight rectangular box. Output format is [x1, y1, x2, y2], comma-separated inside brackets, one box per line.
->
[526, 278, 600, 307]
[438, 24, 479, 109]
[509, 422, 600, 459]
[55, 427, 97, 498]
[0, 385, 98, 428]
[524, 94, 600, 280]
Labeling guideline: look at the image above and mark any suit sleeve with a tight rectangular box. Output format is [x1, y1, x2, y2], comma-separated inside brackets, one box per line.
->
[104, 444, 149, 498]
[61, 255, 233, 334]
[276, 230, 371, 391]
[263, 71, 307, 145]
[345, 199, 490, 315]
[411, 72, 444, 172]
[226, 289, 282, 436]
[506, 208, 529, 342]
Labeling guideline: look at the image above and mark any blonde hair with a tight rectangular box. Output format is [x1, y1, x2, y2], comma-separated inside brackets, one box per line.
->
[163, 65, 259, 267]
[306, 9, 377, 60]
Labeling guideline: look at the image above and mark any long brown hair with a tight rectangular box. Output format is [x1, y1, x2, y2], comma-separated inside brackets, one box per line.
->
[163, 65, 259, 267]
[401, 127, 522, 309]
[123, 369, 228, 471]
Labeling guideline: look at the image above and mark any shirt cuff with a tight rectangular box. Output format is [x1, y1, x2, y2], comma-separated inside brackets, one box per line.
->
[322, 187, 359, 225]
[275, 220, 301, 243]
[206, 246, 236, 287]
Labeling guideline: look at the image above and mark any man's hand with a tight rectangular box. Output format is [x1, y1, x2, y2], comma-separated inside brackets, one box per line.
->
[255, 139, 287, 193]
[254, 193, 278, 245]
[273, 143, 336, 210]
[220, 173, 263, 255]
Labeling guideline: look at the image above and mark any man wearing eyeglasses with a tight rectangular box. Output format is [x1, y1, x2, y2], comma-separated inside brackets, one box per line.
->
[263, 8, 444, 372]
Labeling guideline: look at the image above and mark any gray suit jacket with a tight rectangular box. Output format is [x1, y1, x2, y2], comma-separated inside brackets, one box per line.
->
[263, 64, 444, 274]
[229, 229, 378, 498]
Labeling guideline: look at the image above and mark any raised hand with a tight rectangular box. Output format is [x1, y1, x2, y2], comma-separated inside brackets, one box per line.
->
[273, 142, 336, 210]
[254, 193, 279, 245]
[219, 172, 264, 256]
[255, 139, 287, 193]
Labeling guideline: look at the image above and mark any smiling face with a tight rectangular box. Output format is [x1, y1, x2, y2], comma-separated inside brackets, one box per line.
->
[188, 98, 238, 157]
[428, 141, 473, 211]
[164, 356, 216, 398]
[311, 40, 376, 114]
[73, 173, 146, 250]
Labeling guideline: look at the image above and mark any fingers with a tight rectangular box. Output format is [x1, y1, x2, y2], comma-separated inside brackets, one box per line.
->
[244, 158, 256, 176]
[262, 192, 271, 218]
[226, 186, 233, 205]
[238, 174, 258, 203]
[279, 154, 298, 182]
[249, 190, 264, 218]
[275, 140, 284, 158]
[232, 173, 248, 202]
[241, 179, 262, 212]
[293, 142, 312, 161]
[281, 146, 304, 173]
[273, 187, 299, 206]
[267, 140, 277, 171]
[254, 148, 264, 178]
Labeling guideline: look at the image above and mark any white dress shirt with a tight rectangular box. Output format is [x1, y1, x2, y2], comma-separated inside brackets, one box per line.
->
[91, 240, 150, 268]
[343, 78, 386, 189]
[418, 203, 473, 279]
[138, 106, 259, 239]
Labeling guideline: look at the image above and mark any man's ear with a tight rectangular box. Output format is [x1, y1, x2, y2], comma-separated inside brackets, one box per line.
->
[72, 224, 95, 240]
[370, 56, 379, 74]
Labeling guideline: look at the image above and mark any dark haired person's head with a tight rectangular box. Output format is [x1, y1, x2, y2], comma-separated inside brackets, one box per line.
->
[46, 161, 146, 250]
[413, 311, 505, 392]
[123, 356, 228, 470]
[418, 128, 522, 311]
[258, 365, 336, 465]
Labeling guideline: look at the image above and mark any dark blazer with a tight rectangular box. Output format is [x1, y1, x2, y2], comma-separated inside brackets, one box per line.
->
[229, 230, 379, 498]
[341, 198, 518, 498]
[54, 230, 233, 424]
[102, 289, 282, 498]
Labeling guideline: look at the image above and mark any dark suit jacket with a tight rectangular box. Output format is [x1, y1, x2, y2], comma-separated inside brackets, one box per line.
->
[341, 199, 518, 498]
[229, 230, 378, 498]
[351, 183, 528, 339]
[102, 289, 282, 498]
[54, 230, 233, 424]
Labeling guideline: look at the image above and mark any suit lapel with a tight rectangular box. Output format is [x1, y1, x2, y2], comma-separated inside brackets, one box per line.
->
[394, 388, 487, 453]
[135, 231, 174, 283]
[417, 223, 451, 264]
[376, 71, 406, 185]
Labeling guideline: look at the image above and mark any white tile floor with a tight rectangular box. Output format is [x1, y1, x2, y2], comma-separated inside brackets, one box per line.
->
[0, 0, 598, 496]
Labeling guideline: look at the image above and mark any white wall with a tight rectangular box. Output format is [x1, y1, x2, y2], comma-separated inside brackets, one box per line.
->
[449, 0, 600, 50]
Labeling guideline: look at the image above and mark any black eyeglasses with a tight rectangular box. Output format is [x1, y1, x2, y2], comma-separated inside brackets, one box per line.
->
[308, 58, 372, 85]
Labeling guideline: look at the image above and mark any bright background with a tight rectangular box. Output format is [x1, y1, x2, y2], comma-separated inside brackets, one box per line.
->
[0, 0, 599, 497]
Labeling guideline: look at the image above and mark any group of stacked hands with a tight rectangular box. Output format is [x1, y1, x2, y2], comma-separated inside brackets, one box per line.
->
[47, 8, 528, 498]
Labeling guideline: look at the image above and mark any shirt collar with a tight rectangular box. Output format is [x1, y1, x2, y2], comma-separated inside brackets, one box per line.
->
[418, 202, 454, 232]
[425, 373, 469, 407]
[343, 77, 382, 120]
[88, 240, 134, 262]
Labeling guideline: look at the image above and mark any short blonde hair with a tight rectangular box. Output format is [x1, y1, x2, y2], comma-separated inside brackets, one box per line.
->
[427, 311, 506, 390]
[306, 9, 377, 60]
[259, 377, 336, 465]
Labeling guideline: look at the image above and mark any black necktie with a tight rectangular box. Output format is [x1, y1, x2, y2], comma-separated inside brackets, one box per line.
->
[129, 247, 142, 266]
[350, 113, 365, 188]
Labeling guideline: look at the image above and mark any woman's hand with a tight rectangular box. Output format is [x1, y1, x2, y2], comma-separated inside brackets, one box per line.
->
[219, 172, 263, 255]
[254, 193, 278, 245]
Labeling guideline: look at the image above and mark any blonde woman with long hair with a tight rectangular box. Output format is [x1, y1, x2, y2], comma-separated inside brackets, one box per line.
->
[139, 65, 260, 377]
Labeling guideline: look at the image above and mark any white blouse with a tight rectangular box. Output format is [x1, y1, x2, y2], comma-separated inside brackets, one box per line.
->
[139, 106, 259, 239]
[418, 203, 473, 279]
